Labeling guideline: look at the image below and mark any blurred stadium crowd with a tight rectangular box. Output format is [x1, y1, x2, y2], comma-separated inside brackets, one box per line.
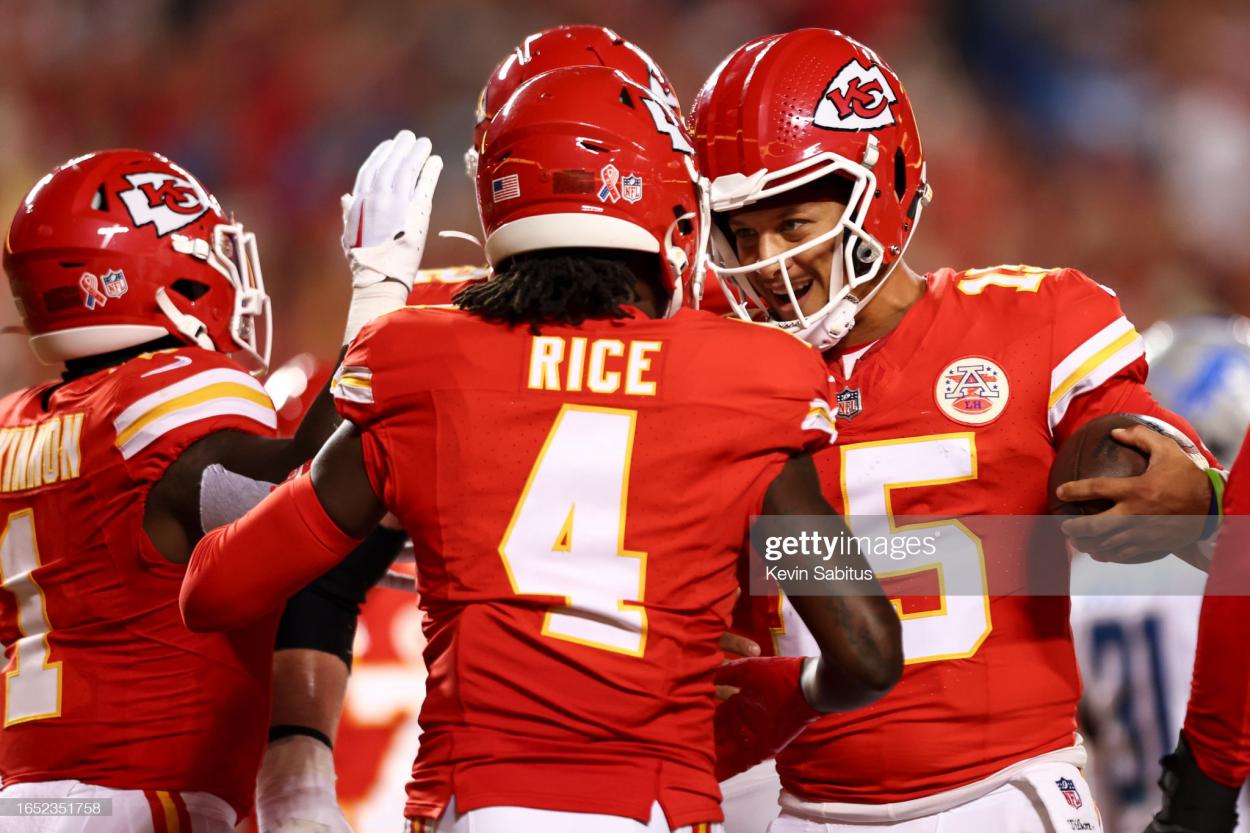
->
[3, 0, 1250, 390]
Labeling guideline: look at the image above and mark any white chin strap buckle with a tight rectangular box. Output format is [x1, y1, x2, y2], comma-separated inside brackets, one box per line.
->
[807, 300, 859, 351]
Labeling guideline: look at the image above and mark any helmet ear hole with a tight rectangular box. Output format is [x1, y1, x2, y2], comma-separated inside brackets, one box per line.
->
[673, 204, 693, 236]
[894, 148, 907, 202]
[171, 278, 210, 302]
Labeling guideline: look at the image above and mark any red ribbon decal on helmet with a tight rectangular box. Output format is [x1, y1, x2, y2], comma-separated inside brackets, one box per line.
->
[598, 164, 622, 203]
[80, 272, 108, 310]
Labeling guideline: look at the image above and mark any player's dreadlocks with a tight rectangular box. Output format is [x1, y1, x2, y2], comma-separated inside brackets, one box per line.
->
[454, 249, 663, 332]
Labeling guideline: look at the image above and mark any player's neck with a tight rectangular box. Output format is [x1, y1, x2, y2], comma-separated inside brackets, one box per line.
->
[61, 336, 184, 381]
[838, 264, 925, 349]
[629, 279, 662, 319]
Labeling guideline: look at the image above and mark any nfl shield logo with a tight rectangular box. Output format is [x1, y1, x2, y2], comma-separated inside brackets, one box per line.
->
[621, 174, 643, 204]
[101, 269, 128, 299]
[1055, 777, 1082, 809]
[835, 387, 862, 420]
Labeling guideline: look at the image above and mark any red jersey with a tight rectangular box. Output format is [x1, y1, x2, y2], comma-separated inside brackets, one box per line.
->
[736, 266, 1214, 804]
[406, 265, 490, 307]
[0, 347, 280, 815]
[332, 305, 836, 826]
[1183, 432, 1250, 787]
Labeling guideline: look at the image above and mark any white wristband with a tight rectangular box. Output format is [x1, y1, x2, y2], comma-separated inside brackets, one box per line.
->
[343, 279, 408, 345]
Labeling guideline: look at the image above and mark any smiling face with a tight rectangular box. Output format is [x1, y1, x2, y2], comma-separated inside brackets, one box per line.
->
[723, 179, 851, 321]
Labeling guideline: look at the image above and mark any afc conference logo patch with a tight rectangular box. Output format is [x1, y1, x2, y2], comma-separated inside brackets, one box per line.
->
[1055, 777, 1083, 809]
[935, 356, 1010, 426]
[813, 58, 898, 132]
[118, 171, 211, 237]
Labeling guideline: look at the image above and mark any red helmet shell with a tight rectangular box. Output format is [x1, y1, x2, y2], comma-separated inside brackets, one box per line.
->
[4, 150, 270, 368]
[476, 65, 704, 301]
[691, 28, 929, 279]
[467, 25, 680, 178]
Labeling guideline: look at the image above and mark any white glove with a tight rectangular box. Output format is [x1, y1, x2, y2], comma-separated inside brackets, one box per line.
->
[340, 130, 443, 343]
[256, 735, 353, 833]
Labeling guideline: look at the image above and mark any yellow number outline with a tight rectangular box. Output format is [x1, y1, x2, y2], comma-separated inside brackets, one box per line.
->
[840, 432, 994, 665]
[497, 403, 649, 657]
[0, 508, 63, 726]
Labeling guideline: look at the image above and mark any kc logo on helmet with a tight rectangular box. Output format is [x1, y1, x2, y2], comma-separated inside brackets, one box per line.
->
[813, 58, 898, 132]
[118, 172, 210, 237]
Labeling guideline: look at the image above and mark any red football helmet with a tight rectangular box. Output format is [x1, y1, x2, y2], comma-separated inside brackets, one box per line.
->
[465, 25, 680, 179]
[691, 28, 932, 349]
[4, 150, 270, 369]
[476, 65, 706, 310]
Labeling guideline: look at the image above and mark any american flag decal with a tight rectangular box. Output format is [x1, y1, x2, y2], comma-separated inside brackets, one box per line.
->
[492, 174, 520, 202]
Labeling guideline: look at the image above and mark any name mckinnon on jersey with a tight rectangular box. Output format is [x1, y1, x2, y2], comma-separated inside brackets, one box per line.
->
[0, 414, 83, 494]
[0, 347, 278, 816]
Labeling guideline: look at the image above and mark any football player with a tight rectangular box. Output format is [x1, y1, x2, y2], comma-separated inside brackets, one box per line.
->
[0, 151, 296, 831]
[180, 65, 904, 833]
[405, 23, 684, 309]
[692, 28, 1220, 832]
[1147, 437, 1250, 833]
[255, 25, 722, 833]
[1072, 316, 1250, 833]
[0, 137, 439, 832]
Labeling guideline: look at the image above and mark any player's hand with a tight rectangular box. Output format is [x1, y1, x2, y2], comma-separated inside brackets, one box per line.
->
[1144, 734, 1239, 833]
[341, 130, 443, 292]
[1057, 426, 1212, 563]
[715, 631, 761, 700]
[713, 656, 819, 781]
[257, 735, 354, 833]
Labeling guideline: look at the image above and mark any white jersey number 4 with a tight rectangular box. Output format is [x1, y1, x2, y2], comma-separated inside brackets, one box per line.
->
[499, 405, 647, 656]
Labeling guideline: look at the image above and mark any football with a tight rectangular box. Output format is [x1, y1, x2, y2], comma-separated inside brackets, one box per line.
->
[1048, 413, 1193, 515]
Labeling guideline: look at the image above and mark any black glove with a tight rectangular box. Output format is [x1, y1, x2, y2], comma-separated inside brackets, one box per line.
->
[1145, 733, 1241, 833]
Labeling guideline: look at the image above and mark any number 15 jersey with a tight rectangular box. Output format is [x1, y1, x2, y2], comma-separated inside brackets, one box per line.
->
[739, 266, 1213, 806]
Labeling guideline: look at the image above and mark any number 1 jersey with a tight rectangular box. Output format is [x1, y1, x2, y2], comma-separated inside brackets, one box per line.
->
[0, 348, 280, 816]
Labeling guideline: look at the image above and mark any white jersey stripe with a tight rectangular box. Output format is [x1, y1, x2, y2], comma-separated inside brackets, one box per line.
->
[1048, 333, 1145, 433]
[118, 398, 277, 459]
[114, 368, 268, 435]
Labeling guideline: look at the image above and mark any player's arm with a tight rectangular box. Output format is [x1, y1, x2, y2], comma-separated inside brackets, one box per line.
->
[147, 130, 442, 566]
[1055, 382, 1220, 566]
[761, 453, 903, 710]
[1146, 429, 1250, 833]
[144, 378, 344, 563]
[1041, 270, 1219, 562]
[181, 421, 386, 632]
[712, 453, 901, 781]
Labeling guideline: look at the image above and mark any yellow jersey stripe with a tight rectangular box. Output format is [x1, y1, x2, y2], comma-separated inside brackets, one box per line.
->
[1048, 327, 1139, 410]
[334, 375, 372, 389]
[156, 790, 179, 833]
[116, 383, 273, 448]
